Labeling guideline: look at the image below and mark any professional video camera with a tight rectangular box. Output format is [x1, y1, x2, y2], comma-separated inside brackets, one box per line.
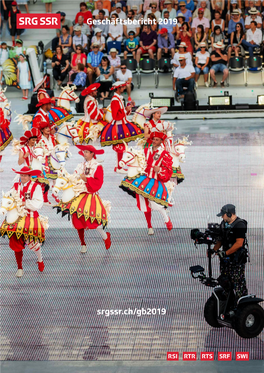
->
[191, 223, 222, 245]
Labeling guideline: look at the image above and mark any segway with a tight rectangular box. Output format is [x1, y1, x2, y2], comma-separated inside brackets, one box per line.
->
[190, 227, 264, 339]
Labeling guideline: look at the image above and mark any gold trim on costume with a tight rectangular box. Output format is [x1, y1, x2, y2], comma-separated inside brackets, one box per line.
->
[101, 133, 144, 147]
[0, 133, 13, 152]
[120, 180, 168, 208]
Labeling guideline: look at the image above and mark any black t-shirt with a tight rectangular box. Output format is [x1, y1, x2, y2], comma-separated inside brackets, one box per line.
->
[221, 217, 247, 250]
[52, 54, 69, 69]
[211, 50, 227, 66]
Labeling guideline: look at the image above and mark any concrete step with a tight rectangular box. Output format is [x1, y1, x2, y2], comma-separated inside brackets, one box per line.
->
[1, 0, 77, 47]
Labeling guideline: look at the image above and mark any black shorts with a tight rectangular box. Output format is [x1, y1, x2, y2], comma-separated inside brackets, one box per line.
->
[10, 24, 22, 37]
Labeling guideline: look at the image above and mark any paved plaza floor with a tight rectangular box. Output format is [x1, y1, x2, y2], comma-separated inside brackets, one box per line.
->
[0, 101, 264, 372]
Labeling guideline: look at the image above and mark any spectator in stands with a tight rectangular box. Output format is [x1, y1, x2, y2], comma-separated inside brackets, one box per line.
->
[147, 13, 159, 32]
[91, 28, 106, 52]
[136, 24, 157, 63]
[227, 22, 245, 60]
[42, 0, 55, 14]
[245, 7, 262, 29]
[194, 42, 210, 87]
[93, 1, 110, 18]
[87, 43, 104, 84]
[131, 5, 143, 21]
[116, 63, 133, 100]
[211, 0, 225, 18]
[227, 0, 242, 22]
[52, 45, 69, 87]
[177, 21, 193, 54]
[177, 1, 192, 24]
[17, 54, 31, 100]
[110, 2, 126, 19]
[86, 0, 95, 13]
[9, 38, 26, 59]
[210, 41, 228, 87]
[157, 28, 175, 60]
[171, 42, 193, 68]
[0, 42, 9, 85]
[72, 25, 88, 54]
[8, 1, 22, 47]
[75, 2, 93, 25]
[245, 0, 261, 15]
[72, 63, 87, 87]
[228, 9, 244, 35]
[127, 0, 143, 14]
[96, 56, 115, 100]
[194, 25, 208, 52]
[191, 8, 210, 35]
[107, 14, 123, 43]
[76, 16, 91, 37]
[144, 3, 161, 21]
[212, 10, 225, 32]
[173, 55, 195, 100]
[111, 0, 127, 12]
[193, 1, 211, 21]
[124, 31, 139, 59]
[93, 10, 109, 37]
[58, 26, 72, 56]
[197, 0, 211, 8]
[2, 0, 13, 24]
[242, 20, 262, 56]
[160, 11, 177, 35]
[185, 0, 195, 12]
[175, 13, 186, 35]
[68, 45, 87, 83]
[54, 12, 73, 52]
[143, 0, 159, 12]
[124, 10, 141, 40]
[108, 48, 121, 75]
[210, 25, 225, 53]
[95, 0, 111, 13]
[162, 0, 177, 19]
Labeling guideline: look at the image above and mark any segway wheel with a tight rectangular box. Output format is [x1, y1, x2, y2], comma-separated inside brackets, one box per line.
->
[204, 296, 223, 328]
[234, 304, 264, 338]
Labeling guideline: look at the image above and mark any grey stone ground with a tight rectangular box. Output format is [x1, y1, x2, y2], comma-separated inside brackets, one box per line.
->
[0, 100, 264, 372]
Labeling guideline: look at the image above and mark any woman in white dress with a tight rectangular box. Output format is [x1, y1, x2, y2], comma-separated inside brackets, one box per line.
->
[17, 54, 31, 100]
[107, 13, 123, 44]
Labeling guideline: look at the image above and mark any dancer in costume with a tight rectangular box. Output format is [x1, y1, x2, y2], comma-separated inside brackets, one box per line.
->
[17, 127, 41, 166]
[100, 81, 144, 173]
[53, 145, 111, 253]
[38, 120, 58, 205]
[0, 167, 46, 278]
[143, 107, 168, 148]
[33, 76, 74, 127]
[0, 107, 13, 172]
[120, 131, 173, 235]
[32, 97, 55, 129]
[77, 83, 107, 144]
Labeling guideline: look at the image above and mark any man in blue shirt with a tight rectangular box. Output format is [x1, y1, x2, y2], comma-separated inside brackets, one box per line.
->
[159, 11, 177, 35]
[87, 44, 104, 85]
[228, 9, 245, 35]
[177, 1, 192, 24]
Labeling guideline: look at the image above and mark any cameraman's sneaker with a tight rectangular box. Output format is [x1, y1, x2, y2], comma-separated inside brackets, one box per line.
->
[205, 82, 209, 88]
[148, 228, 154, 235]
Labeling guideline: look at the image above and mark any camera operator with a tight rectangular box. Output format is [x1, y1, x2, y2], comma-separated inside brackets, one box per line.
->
[213, 204, 248, 300]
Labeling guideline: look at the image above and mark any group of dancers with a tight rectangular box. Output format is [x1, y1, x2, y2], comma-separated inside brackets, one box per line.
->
[0, 81, 190, 278]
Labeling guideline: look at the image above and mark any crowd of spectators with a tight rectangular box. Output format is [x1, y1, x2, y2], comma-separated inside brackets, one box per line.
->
[2, 0, 264, 98]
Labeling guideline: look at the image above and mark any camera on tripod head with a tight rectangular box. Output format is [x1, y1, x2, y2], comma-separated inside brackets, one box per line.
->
[191, 223, 222, 245]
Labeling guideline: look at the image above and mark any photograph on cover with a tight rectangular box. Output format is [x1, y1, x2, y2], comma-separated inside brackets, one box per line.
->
[0, 0, 264, 371]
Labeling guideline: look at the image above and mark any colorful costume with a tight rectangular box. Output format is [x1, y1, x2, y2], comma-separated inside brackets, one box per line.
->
[143, 107, 168, 148]
[54, 145, 111, 252]
[33, 82, 73, 127]
[76, 84, 107, 144]
[0, 167, 45, 277]
[32, 97, 54, 129]
[0, 107, 13, 152]
[100, 81, 144, 172]
[18, 127, 42, 167]
[120, 131, 173, 234]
